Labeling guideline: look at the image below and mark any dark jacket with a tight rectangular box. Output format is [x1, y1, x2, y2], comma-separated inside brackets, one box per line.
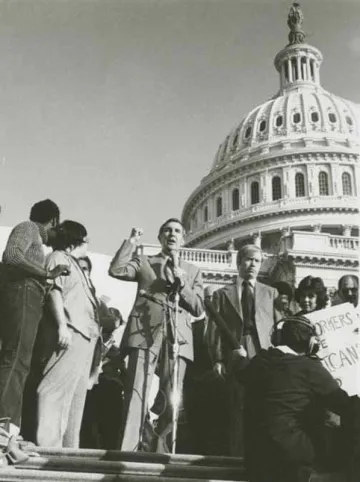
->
[242, 348, 353, 481]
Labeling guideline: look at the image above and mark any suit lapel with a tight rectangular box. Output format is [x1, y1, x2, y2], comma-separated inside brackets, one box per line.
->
[223, 283, 242, 320]
[254, 282, 270, 348]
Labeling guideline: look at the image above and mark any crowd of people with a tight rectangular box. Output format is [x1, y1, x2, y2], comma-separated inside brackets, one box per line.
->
[0, 198, 358, 481]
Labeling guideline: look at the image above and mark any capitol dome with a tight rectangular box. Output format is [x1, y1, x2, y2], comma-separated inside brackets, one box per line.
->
[181, 3, 359, 290]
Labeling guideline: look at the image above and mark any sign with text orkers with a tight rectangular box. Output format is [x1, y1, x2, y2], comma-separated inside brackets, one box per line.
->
[307, 303, 360, 396]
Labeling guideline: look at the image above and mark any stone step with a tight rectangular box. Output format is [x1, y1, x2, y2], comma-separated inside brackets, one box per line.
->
[0, 448, 248, 482]
[0, 467, 248, 482]
[13, 456, 246, 479]
[36, 447, 245, 467]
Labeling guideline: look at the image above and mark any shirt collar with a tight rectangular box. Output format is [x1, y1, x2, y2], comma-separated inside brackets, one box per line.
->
[36, 223, 48, 244]
[275, 345, 299, 356]
[237, 275, 255, 289]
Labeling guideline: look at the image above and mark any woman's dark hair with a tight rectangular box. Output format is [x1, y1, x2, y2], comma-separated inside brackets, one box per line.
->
[30, 199, 60, 225]
[279, 315, 315, 354]
[52, 220, 87, 251]
[295, 276, 328, 310]
[272, 281, 293, 302]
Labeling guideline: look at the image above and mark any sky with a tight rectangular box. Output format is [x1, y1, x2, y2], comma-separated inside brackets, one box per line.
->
[0, 0, 359, 255]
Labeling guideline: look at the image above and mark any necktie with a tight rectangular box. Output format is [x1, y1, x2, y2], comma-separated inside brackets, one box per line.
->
[164, 257, 175, 285]
[242, 281, 254, 334]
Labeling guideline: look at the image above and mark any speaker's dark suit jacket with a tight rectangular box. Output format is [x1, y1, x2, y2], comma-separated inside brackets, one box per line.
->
[108, 240, 204, 361]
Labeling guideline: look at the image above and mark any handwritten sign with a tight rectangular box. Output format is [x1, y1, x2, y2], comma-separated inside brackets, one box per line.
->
[306, 303, 360, 396]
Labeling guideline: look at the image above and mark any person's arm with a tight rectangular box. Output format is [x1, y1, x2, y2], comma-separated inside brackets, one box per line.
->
[3, 223, 69, 279]
[48, 289, 72, 349]
[46, 252, 72, 348]
[207, 290, 227, 378]
[309, 358, 351, 415]
[178, 267, 204, 318]
[108, 228, 142, 281]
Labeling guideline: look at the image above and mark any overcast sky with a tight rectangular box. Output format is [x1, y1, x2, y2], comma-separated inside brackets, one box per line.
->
[0, 0, 358, 255]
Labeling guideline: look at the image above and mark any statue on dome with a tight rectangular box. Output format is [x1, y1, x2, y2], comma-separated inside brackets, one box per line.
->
[287, 2, 306, 45]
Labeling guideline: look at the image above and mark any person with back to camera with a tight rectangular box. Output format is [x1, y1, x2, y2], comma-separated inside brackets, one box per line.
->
[240, 314, 360, 482]
[0, 200, 69, 447]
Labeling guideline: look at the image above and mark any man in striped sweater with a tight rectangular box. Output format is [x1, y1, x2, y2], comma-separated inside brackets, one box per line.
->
[0, 199, 69, 438]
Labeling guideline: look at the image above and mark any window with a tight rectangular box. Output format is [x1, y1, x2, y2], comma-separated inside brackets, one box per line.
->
[295, 172, 305, 197]
[275, 115, 283, 127]
[272, 176, 282, 201]
[328, 113, 337, 123]
[342, 172, 352, 196]
[203, 205, 208, 223]
[232, 188, 240, 211]
[259, 120, 266, 132]
[216, 196, 223, 217]
[346, 116, 353, 126]
[311, 112, 319, 123]
[251, 181, 260, 205]
[319, 171, 329, 195]
[245, 126, 252, 139]
[293, 112, 301, 124]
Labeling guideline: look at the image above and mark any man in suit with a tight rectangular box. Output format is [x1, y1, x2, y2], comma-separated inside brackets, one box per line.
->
[108, 218, 204, 453]
[208, 244, 277, 456]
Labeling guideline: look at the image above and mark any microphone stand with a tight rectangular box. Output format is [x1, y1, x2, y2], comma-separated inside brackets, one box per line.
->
[170, 284, 181, 455]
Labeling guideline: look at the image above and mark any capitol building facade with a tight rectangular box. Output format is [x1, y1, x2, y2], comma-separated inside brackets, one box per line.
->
[180, 3, 359, 295]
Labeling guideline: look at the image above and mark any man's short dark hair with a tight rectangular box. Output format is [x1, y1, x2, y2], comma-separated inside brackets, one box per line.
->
[338, 275, 359, 291]
[30, 199, 60, 224]
[52, 220, 87, 251]
[78, 256, 92, 273]
[272, 281, 293, 302]
[279, 315, 315, 354]
[158, 218, 185, 237]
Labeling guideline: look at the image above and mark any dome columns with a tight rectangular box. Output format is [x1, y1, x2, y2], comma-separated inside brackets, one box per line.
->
[342, 225, 352, 237]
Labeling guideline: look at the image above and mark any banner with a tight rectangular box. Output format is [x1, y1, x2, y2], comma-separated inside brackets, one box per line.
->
[307, 303, 360, 396]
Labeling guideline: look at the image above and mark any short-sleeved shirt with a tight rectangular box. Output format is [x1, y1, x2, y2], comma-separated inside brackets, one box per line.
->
[46, 251, 99, 340]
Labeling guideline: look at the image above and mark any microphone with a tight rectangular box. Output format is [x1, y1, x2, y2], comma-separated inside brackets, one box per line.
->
[170, 252, 182, 293]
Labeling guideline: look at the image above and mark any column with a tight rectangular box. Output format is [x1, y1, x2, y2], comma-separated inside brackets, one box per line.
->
[342, 225, 352, 237]
[296, 57, 301, 81]
[251, 231, 262, 247]
[288, 58, 293, 82]
[260, 171, 268, 202]
[330, 163, 339, 196]
[306, 58, 311, 81]
[283, 167, 291, 198]
[311, 224, 322, 233]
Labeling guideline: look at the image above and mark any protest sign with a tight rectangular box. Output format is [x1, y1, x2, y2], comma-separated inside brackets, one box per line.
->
[306, 303, 360, 396]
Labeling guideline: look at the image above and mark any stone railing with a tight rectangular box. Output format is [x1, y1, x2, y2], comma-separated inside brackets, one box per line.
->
[137, 244, 238, 271]
[179, 246, 237, 270]
[328, 235, 359, 251]
[185, 195, 358, 243]
[283, 231, 359, 257]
